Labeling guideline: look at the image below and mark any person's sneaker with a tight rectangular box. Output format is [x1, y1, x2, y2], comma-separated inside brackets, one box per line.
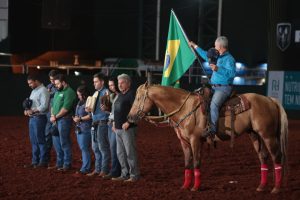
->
[98, 172, 108, 177]
[60, 166, 72, 172]
[124, 177, 138, 183]
[23, 164, 37, 169]
[86, 170, 99, 177]
[102, 174, 112, 180]
[202, 129, 216, 139]
[72, 171, 88, 177]
[111, 176, 127, 181]
[48, 166, 63, 170]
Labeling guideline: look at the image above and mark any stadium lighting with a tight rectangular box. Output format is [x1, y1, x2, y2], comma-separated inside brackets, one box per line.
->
[74, 71, 80, 76]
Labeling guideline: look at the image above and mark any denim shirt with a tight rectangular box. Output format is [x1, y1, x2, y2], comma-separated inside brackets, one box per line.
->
[47, 83, 57, 107]
[195, 47, 236, 85]
[75, 101, 92, 132]
[29, 84, 50, 115]
[92, 87, 109, 122]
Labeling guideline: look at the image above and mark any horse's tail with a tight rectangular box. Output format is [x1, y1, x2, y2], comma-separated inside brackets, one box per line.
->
[270, 97, 288, 173]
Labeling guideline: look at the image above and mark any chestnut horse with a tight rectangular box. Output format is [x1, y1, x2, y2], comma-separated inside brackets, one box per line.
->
[127, 83, 288, 194]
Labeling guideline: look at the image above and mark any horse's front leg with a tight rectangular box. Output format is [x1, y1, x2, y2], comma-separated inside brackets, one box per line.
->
[180, 140, 193, 190]
[190, 135, 202, 191]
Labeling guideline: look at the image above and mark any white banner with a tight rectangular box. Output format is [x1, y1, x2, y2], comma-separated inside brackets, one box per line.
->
[267, 71, 284, 103]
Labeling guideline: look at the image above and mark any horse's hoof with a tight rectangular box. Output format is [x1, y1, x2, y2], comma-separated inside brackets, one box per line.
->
[256, 184, 266, 192]
[190, 187, 199, 192]
[271, 187, 281, 194]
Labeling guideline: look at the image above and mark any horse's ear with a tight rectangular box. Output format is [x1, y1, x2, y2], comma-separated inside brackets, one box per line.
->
[144, 81, 148, 88]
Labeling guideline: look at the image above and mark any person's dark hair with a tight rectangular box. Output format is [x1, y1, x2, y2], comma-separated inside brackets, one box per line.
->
[77, 85, 90, 100]
[93, 72, 105, 81]
[27, 74, 41, 82]
[108, 77, 120, 93]
[48, 70, 59, 77]
[53, 74, 67, 83]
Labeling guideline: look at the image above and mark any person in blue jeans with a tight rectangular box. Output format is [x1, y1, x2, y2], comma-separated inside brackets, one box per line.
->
[44, 70, 59, 166]
[24, 74, 50, 168]
[190, 36, 236, 138]
[50, 74, 77, 171]
[73, 85, 92, 174]
[101, 77, 121, 179]
[86, 73, 110, 177]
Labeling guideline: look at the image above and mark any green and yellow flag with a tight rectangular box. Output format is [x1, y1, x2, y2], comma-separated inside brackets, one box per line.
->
[161, 10, 196, 88]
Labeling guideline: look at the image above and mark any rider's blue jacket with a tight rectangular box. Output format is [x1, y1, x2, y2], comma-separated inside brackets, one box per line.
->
[195, 47, 236, 85]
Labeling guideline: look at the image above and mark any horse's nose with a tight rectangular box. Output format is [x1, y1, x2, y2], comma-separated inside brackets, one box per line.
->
[127, 115, 134, 123]
[128, 114, 139, 123]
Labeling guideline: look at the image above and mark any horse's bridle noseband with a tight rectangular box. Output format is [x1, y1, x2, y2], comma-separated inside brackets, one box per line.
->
[135, 86, 149, 120]
[134, 85, 202, 128]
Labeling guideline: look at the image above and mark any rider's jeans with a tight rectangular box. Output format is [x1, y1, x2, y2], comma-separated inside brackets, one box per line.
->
[210, 85, 232, 132]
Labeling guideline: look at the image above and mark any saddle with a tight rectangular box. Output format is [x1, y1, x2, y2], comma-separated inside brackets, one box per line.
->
[195, 86, 251, 147]
[195, 86, 251, 116]
[219, 94, 251, 117]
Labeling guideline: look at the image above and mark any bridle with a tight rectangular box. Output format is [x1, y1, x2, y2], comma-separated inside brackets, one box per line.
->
[135, 85, 201, 127]
[135, 86, 149, 120]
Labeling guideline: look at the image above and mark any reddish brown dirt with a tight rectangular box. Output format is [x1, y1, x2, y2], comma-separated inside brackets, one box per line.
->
[0, 116, 299, 200]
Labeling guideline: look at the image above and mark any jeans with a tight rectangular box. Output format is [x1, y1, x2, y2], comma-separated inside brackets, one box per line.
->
[28, 115, 47, 165]
[115, 127, 139, 179]
[44, 112, 53, 163]
[108, 124, 121, 177]
[91, 125, 101, 173]
[52, 117, 72, 168]
[96, 124, 110, 174]
[52, 134, 63, 168]
[210, 85, 232, 132]
[76, 130, 91, 173]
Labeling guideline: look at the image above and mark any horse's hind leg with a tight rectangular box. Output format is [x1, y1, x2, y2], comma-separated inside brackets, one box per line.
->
[249, 132, 270, 192]
[261, 135, 283, 194]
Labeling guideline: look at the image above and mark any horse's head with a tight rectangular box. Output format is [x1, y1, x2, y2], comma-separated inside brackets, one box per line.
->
[100, 93, 112, 112]
[128, 82, 154, 123]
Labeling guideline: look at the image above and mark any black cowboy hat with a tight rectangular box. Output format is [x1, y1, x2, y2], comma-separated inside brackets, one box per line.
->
[22, 98, 33, 110]
[207, 48, 220, 65]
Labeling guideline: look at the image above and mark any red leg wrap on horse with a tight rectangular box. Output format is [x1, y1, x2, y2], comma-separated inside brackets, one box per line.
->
[274, 164, 282, 187]
[182, 169, 192, 189]
[193, 169, 201, 189]
[260, 164, 268, 186]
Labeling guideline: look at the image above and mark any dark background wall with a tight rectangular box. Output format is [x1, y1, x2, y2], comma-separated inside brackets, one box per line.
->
[4, 0, 269, 66]
[1, 0, 300, 117]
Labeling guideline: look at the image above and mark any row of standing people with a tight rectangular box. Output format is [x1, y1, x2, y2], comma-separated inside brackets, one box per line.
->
[24, 71, 140, 182]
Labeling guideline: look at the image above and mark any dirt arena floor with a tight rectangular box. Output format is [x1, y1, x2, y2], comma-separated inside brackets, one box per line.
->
[0, 116, 299, 200]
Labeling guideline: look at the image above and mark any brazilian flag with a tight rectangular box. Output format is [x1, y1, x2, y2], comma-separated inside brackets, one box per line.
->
[161, 10, 196, 88]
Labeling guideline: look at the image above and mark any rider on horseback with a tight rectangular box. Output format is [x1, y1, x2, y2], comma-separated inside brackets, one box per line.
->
[190, 36, 236, 139]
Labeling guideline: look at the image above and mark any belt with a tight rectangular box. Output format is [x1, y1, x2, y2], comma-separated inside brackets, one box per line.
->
[212, 84, 232, 87]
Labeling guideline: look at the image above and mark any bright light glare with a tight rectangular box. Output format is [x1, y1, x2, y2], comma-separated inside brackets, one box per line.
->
[74, 71, 80, 76]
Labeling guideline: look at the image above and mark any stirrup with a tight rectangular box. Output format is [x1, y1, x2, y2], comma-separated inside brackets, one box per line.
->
[202, 129, 216, 139]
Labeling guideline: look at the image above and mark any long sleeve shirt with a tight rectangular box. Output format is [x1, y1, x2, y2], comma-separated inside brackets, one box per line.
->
[29, 84, 50, 115]
[195, 47, 236, 85]
[114, 89, 136, 129]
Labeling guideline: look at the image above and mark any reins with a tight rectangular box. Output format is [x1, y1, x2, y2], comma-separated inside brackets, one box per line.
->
[142, 90, 203, 128]
[145, 92, 191, 121]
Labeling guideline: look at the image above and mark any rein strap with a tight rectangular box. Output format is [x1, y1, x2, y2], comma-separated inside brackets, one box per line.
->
[145, 92, 191, 121]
